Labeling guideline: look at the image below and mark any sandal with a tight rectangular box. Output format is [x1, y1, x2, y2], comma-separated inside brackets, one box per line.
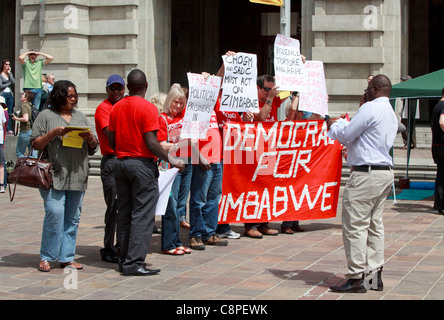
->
[176, 246, 192, 254]
[60, 260, 83, 269]
[180, 221, 190, 229]
[38, 260, 51, 272]
[161, 248, 184, 255]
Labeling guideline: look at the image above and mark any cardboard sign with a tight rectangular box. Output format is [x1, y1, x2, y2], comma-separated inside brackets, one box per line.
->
[220, 52, 260, 113]
[181, 73, 222, 139]
[274, 34, 306, 92]
[298, 60, 329, 116]
[219, 120, 342, 224]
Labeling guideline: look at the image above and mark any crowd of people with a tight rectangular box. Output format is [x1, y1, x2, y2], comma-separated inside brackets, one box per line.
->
[2, 49, 440, 294]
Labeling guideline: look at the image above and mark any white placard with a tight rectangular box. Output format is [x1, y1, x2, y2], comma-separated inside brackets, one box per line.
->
[156, 168, 179, 216]
[220, 52, 259, 112]
[298, 60, 329, 116]
[181, 73, 221, 139]
[274, 34, 306, 92]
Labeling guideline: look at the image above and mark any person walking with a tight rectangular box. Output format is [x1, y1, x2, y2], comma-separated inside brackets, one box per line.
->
[12, 91, 38, 158]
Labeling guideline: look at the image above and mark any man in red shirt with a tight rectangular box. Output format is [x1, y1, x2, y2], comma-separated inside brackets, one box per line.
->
[109, 69, 184, 276]
[253, 74, 281, 122]
[94, 74, 125, 264]
[244, 75, 284, 238]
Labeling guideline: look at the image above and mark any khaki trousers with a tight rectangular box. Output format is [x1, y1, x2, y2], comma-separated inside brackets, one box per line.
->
[341, 169, 394, 279]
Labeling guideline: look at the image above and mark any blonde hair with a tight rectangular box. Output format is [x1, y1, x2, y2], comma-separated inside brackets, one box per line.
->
[163, 86, 187, 115]
[148, 92, 167, 114]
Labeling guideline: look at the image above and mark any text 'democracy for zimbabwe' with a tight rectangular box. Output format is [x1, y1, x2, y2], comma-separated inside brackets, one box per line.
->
[220, 120, 343, 224]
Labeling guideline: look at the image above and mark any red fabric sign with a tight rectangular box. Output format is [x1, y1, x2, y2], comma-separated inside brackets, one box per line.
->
[219, 120, 343, 224]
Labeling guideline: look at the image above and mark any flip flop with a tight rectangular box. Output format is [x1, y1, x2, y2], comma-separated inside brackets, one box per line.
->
[38, 260, 51, 272]
[161, 248, 184, 255]
[60, 260, 83, 269]
[176, 246, 192, 254]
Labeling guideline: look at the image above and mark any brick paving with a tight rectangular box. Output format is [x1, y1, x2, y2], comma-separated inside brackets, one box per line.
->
[0, 147, 443, 301]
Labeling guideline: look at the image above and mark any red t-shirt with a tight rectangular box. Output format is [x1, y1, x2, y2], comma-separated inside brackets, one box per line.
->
[109, 96, 159, 159]
[258, 96, 281, 122]
[94, 99, 114, 155]
[214, 100, 242, 134]
[158, 112, 192, 158]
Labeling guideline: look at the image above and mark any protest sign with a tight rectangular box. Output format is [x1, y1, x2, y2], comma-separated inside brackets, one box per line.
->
[181, 73, 221, 139]
[220, 52, 260, 113]
[156, 168, 179, 216]
[220, 120, 342, 224]
[298, 60, 329, 116]
[274, 34, 306, 92]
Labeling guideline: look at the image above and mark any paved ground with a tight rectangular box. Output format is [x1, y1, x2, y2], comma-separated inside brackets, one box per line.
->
[0, 147, 443, 304]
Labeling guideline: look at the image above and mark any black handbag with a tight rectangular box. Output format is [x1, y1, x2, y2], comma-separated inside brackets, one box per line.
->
[8, 149, 53, 201]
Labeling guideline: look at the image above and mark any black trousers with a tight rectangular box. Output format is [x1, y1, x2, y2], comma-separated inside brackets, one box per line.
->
[432, 146, 444, 210]
[100, 155, 118, 258]
[114, 157, 159, 273]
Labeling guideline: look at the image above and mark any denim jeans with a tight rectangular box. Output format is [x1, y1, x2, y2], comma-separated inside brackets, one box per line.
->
[39, 188, 84, 263]
[16, 129, 38, 158]
[23, 88, 42, 110]
[189, 163, 222, 240]
[161, 163, 192, 250]
[176, 162, 192, 222]
[1, 92, 14, 131]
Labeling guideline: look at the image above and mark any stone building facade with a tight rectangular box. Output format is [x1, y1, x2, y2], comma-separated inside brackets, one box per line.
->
[1, 0, 441, 121]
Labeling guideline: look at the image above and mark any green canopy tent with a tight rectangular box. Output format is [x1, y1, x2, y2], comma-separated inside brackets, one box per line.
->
[389, 69, 444, 182]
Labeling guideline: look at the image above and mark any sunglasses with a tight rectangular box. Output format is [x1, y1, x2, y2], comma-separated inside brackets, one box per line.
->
[261, 87, 272, 92]
[108, 86, 124, 92]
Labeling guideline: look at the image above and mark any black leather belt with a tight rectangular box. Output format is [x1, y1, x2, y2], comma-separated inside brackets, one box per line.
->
[351, 165, 392, 172]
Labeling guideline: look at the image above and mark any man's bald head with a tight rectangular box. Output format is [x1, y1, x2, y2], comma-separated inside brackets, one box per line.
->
[366, 74, 392, 101]
[127, 69, 148, 97]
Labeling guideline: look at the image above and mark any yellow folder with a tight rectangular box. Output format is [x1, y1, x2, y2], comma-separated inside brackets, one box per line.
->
[62, 126, 91, 149]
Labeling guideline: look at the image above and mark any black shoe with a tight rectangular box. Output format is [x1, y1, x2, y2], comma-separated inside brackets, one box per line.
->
[330, 276, 367, 293]
[101, 255, 119, 263]
[433, 205, 443, 214]
[367, 267, 384, 291]
[123, 265, 161, 276]
[153, 225, 161, 234]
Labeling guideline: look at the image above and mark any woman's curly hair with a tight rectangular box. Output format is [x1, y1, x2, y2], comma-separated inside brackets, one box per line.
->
[48, 80, 77, 112]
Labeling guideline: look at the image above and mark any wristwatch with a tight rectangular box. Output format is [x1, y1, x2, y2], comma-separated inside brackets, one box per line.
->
[265, 99, 272, 105]
[324, 115, 330, 122]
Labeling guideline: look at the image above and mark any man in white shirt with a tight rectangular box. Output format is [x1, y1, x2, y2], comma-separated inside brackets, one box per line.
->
[326, 74, 398, 293]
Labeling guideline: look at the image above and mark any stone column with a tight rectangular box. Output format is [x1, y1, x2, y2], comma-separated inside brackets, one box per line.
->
[18, 0, 172, 116]
[301, 0, 402, 116]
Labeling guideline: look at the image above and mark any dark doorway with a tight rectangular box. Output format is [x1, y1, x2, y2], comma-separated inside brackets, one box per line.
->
[171, 0, 301, 87]
[0, 0, 16, 73]
[429, 0, 444, 72]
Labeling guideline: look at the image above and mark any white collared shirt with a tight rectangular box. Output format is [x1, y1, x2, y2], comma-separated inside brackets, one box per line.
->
[329, 97, 398, 167]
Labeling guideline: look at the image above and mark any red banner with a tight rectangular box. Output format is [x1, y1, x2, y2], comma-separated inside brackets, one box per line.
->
[219, 120, 343, 224]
